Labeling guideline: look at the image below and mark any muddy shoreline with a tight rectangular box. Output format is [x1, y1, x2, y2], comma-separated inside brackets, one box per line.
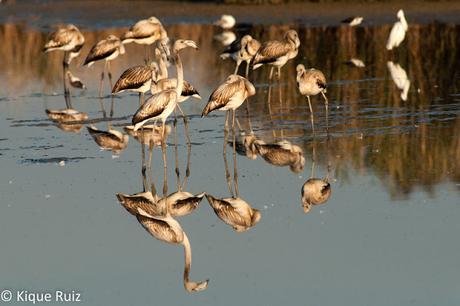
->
[1, 0, 460, 29]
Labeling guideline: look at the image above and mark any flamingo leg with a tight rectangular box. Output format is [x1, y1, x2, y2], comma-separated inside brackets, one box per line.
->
[223, 111, 234, 197]
[245, 61, 250, 79]
[147, 137, 156, 196]
[141, 139, 147, 192]
[158, 120, 169, 216]
[321, 91, 329, 134]
[98, 62, 106, 98]
[144, 45, 150, 65]
[182, 130, 191, 190]
[107, 61, 113, 95]
[109, 94, 115, 118]
[232, 109, 239, 197]
[173, 110, 181, 191]
[234, 60, 241, 75]
[177, 104, 191, 146]
[307, 95, 315, 134]
[268, 67, 274, 82]
[63, 52, 71, 109]
[98, 95, 107, 119]
[245, 97, 253, 133]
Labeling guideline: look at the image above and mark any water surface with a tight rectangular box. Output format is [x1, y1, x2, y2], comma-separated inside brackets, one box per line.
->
[0, 19, 459, 306]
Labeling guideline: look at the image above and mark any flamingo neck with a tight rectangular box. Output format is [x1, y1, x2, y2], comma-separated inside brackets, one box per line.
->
[174, 51, 184, 99]
[158, 55, 168, 80]
[182, 232, 192, 284]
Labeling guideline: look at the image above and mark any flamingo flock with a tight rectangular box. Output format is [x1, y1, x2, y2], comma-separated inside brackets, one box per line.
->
[42, 9, 409, 293]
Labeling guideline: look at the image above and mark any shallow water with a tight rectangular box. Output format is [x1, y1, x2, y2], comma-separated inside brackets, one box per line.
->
[0, 20, 459, 306]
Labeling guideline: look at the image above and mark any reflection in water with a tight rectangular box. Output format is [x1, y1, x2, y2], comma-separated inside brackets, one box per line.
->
[87, 94, 129, 156]
[301, 139, 332, 213]
[116, 121, 208, 293]
[3, 21, 457, 197]
[387, 61, 410, 101]
[214, 30, 236, 47]
[45, 108, 88, 133]
[206, 194, 261, 232]
[234, 133, 258, 160]
[206, 124, 261, 232]
[345, 58, 365, 68]
[136, 213, 209, 293]
[254, 140, 305, 173]
[124, 124, 171, 146]
[86, 125, 129, 156]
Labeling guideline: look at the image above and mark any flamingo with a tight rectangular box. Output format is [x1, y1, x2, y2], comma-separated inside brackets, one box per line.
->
[252, 30, 300, 81]
[83, 35, 125, 97]
[220, 35, 261, 77]
[121, 16, 169, 63]
[296, 65, 328, 132]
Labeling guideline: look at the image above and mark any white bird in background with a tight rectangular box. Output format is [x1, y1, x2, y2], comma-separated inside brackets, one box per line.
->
[214, 31, 237, 47]
[387, 61, 410, 101]
[341, 16, 364, 27]
[346, 58, 365, 68]
[214, 14, 236, 30]
[386, 9, 408, 50]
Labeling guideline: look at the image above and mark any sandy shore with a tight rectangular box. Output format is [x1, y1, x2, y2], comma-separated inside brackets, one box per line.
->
[1, 0, 460, 29]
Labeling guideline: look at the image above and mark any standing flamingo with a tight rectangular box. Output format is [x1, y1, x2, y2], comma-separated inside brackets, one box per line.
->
[43, 24, 85, 105]
[252, 30, 300, 81]
[121, 16, 169, 63]
[296, 65, 328, 132]
[83, 35, 125, 97]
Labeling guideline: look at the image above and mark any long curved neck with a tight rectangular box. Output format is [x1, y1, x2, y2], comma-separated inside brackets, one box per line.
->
[157, 52, 168, 79]
[285, 36, 296, 50]
[400, 14, 408, 31]
[174, 50, 184, 99]
[182, 232, 192, 285]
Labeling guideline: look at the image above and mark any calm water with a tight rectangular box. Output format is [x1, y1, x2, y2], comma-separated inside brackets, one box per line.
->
[0, 19, 459, 306]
